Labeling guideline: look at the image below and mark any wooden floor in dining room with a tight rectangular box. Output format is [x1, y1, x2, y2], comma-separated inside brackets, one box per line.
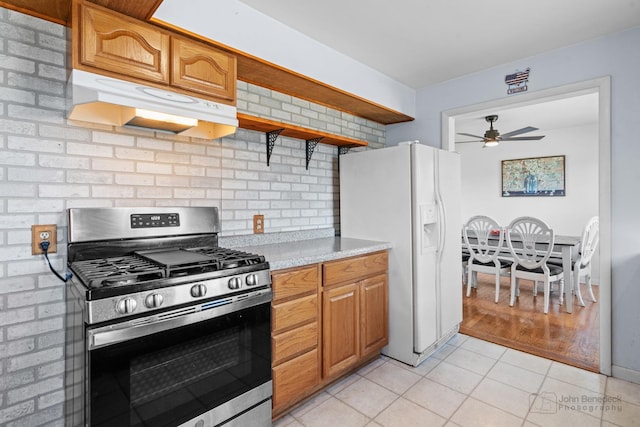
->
[459, 273, 600, 372]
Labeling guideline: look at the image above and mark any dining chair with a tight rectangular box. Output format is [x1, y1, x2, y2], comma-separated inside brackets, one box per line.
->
[548, 216, 599, 306]
[506, 216, 564, 314]
[463, 215, 512, 303]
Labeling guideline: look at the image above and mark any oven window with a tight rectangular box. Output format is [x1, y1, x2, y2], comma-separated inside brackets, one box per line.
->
[88, 303, 271, 427]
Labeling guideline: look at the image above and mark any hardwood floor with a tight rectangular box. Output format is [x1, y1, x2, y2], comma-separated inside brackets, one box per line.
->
[459, 273, 600, 372]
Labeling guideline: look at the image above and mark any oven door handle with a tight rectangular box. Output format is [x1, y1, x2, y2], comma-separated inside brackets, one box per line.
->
[88, 290, 272, 350]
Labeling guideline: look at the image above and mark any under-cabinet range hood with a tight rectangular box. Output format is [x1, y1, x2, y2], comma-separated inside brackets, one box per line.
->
[67, 69, 238, 139]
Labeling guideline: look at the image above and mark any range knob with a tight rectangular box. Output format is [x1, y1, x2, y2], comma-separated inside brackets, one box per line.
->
[116, 298, 137, 315]
[228, 277, 241, 290]
[190, 284, 207, 298]
[144, 293, 164, 309]
[245, 274, 258, 286]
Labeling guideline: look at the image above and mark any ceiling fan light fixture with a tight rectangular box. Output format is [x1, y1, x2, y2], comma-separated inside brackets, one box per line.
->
[483, 139, 499, 148]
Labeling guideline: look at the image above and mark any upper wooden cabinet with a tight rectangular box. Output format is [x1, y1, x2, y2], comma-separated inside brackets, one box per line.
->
[77, 2, 170, 82]
[72, 0, 236, 105]
[171, 37, 236, 103]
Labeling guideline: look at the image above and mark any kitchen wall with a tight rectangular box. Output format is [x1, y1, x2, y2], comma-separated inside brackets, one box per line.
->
[457, 123, 600, 279]
[387, 26, 640, 382]
[0, 8, 384, 426]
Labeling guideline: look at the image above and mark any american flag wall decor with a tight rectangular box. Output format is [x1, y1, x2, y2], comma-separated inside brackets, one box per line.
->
[505, 67, 530, 94]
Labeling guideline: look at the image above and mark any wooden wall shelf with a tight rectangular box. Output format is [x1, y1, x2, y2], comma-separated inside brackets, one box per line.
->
[237, 113, 368, 169]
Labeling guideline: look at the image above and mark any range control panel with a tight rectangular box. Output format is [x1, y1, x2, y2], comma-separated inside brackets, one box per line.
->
[131, 213, 180, 229]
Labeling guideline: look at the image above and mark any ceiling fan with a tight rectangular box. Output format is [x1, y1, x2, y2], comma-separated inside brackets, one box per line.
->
[457, 115, 545, 147]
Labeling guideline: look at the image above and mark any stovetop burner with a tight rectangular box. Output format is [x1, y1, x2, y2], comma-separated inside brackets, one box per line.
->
[72, 256, 166, 288]
[70, 246, 267, 290]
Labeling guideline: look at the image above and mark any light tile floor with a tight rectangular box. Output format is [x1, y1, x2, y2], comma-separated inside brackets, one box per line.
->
[273, 334, 640, 427]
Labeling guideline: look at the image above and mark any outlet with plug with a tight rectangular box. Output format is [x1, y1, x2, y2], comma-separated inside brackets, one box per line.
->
[253, 215, 264, 234]
[32, 224, 57, 255]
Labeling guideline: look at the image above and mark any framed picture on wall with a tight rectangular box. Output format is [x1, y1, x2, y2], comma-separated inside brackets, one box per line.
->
[501, 155, 565, 197]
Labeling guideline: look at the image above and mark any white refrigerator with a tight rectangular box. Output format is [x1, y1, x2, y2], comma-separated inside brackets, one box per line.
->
[339, 142, 462, 366]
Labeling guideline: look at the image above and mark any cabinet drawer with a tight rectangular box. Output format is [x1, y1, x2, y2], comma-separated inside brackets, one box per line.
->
[272, 265, 319, 302]
[272, 294, 317, 333]
[272, 321, 318, 365]
[272, 349, 319, 414]
[323, 251, 388, 287]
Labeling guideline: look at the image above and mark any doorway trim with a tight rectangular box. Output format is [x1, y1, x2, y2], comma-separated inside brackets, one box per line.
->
[441, 77, 612, 375]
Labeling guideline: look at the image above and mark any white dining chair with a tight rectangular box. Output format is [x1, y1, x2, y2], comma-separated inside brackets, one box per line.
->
[549, 216, 599, 306]
[507, 216, 564, 314]
[463, 215, 512, 303]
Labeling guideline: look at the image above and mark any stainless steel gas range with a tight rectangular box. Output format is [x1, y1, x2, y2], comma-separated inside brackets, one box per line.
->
[64, 207, 272, 427]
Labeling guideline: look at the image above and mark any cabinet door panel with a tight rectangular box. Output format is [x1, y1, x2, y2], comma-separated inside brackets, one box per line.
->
[171, 37, 236, 102]
[322, 283, 359, 378]
[79, 3, 170, 82]
[272, 321, 318, 365]
[272, 294, 317, 334]
[360, 274, 389, 356]
[323, 251, 388, 287]
[272, 349, 319, 415]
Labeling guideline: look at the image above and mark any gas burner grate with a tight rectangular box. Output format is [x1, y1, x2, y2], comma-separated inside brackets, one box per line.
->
[190, 247, 266, 269]
[71, 256, 165, 288]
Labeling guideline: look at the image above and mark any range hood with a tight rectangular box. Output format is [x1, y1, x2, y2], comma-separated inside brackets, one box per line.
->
[67, 69, 238, 139]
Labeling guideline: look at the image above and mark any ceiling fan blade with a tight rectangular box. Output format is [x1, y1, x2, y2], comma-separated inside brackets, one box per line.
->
[500, 126, 539, 138]
[501, 135, 546, 141]
[457, 132, 485, 139]
[456, 139, 484, 143]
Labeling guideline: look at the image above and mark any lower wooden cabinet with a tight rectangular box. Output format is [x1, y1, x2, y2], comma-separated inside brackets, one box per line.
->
[322, 282, 360, 378]
[271, 251, 388, 418]
[272, 348, 319, 412]
[360, 274, 389, 357]
[271, 265, 320, 417]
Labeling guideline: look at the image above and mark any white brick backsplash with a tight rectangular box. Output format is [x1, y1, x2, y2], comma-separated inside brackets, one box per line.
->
[0, 183, 36, 197]
[92, 131, 135, 147]
[115, 173, 154, 186]
[39, 155, 90, 170]
[91, 158, 134, 172]
[7, 377, 62, 406]
[91, 185, 135, 198]
[38, 184, 88, 198]
[173, 165, 206, 177]
[7, 168, 64, 185]
[0, 369, 35, 391]
[114, 147, 154, 161]
[7, 199, 63, 213]
[135, 187, 173, 199]
[0, 401, 34, 424]
[0, 120, 37, 138]
[0, 56, 36, 74]
[65, 171, 111, 184]
[9, 136, 63, 154]
[7, 288, 62, 309]
[67, 142, 113, 158]
[6, 319, 63, 343]
[36, 360, 64, 380]
[0, 8, 386, 426]
[8, 41, 63, 66]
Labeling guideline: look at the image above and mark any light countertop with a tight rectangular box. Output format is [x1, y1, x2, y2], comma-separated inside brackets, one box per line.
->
[235, 237, 391, 271]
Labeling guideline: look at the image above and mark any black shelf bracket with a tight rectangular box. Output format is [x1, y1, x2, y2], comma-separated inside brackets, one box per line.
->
[338, 145, 354, 156]
[265, 129, 284, 166]
[305, 138, 323, 170]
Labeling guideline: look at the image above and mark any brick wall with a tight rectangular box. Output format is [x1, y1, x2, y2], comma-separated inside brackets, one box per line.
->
[0, 7, 385, 426]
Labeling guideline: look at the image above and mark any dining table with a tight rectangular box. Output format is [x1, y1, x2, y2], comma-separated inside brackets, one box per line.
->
[462, 233, 581, 313]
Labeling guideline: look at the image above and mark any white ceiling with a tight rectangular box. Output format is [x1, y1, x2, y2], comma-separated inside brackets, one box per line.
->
[454, 92, 600, 145]
[238, 0, 640, 89]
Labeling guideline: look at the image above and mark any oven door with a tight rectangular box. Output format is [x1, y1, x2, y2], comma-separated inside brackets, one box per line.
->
[86, 291, 272, 427]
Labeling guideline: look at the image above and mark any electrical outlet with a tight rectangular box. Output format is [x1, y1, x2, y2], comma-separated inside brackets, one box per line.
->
[32, 224, 57, 255]
[253, 215, 264, 234]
